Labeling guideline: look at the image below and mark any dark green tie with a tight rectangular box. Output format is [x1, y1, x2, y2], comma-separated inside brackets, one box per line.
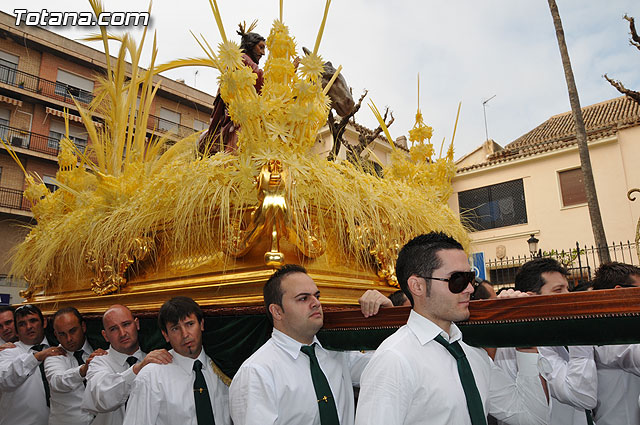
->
[300, 344, 340, 425]
[434, 334, 487, 425]
[585, 410, 594, 425]
[74, 349, 87, 387]
[193, 359, 216, 425]
[31, 344, 51, 408]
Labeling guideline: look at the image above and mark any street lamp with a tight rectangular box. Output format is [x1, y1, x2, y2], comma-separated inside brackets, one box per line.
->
[527, 234, 540, 257]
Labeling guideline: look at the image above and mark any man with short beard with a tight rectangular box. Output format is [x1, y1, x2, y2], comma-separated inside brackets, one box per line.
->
[83, 304, 172, 425]
[45, 307, 106, 425]
[0, 304, 65, 425]
[123, 297, 231, 425]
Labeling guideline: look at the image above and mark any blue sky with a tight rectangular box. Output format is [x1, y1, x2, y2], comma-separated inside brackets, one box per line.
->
[6, 0, 640, 159]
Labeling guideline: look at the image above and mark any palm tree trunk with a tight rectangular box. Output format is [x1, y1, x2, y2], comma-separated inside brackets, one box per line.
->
[547, 0, 610, 263]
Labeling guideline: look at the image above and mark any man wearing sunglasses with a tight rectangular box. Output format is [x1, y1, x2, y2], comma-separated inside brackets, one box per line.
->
[355, 232, 550, 425]
[494, 257, 597, 425]
[0, 304, 66, 425]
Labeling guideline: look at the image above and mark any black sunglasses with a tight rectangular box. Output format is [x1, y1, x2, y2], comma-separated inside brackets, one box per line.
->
[422, 271, 478, 294]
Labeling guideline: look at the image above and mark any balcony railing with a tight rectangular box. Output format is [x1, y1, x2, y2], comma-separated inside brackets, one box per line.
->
[146, 114, 197, 139]
[0, 63, 94, 105]
[0, 186, 31, 211]
[0, 123, 65, 156]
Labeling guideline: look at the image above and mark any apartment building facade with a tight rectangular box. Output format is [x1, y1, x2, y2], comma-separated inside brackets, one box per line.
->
[0, 11, 216, 303]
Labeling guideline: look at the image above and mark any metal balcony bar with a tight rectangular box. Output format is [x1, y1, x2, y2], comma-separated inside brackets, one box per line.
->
[0, 186, 30, 211]
[0, 63, 94, 105]
[0, 123, 65, 156]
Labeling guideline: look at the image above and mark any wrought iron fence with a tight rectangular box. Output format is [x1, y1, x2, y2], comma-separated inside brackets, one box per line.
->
[485, 240, 638, 289]
[0, 186, 30, 211]
[0, 123, 62, 156]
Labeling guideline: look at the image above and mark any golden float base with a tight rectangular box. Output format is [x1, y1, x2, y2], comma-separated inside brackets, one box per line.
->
[26, 234, 395, 315]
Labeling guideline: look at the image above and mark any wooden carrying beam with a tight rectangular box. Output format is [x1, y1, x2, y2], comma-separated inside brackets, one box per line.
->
[318, 287, 640, 349]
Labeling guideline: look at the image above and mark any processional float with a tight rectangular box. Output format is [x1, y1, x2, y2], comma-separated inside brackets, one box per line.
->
[5, 1, 639, 380]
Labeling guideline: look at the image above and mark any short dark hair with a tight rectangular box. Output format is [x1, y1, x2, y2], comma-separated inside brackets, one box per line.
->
[396, 232, 464, 306]
[592, 262, 640, 290]
[14, 304, 44, 323]
[0, 305, 14, 315]
[471, 279, 494, 300]
[514, 257, 568, 294]
[263, 264, 308, 323]
[158, 297, 204, 333]
[388, 290, 408, 307]
[52, 307, 84, 326]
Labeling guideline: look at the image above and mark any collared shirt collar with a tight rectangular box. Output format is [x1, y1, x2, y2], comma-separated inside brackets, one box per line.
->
[19, 336, 50, 351]
[62, 338, 93, 355]
[271, 328, 324, 360]
[406, 309, 463, 345]
[170, 347, 208, 375]
[109, 346, 145, 367]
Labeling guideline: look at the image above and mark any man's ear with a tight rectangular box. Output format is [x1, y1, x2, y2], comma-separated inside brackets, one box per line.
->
[101, 329, 108, 342]
[199, 319, 205, 332]
[269, 304, 283, 322]
[81, 321, 87, 334]
[134, 317, 140, 331]
[407, 275, 425, 299]
[161, 330, 169, 343]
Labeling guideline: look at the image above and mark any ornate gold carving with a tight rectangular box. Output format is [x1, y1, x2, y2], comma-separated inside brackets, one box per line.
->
[352, 225, 400, 287]
[20, 273, 52, 300]
[85, 237, 153, 295]
[224, 160, 326, 265]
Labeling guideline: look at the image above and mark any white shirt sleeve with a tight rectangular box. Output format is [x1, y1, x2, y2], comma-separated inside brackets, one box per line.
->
[44, 353, 84, 392]
[229, 364, 278, 425]
[346, 350, 373, 386]
[122, 369, 161, 425]
[488, 351, 550, 425]
[354, 348, 415, 425]
[83, 355, 137, 412]
[595, 344, 640, 376]
[538, 346, 597, 410]
[0, 348, 40, 390]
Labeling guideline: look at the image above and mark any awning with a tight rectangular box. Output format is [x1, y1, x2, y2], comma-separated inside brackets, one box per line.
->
[45, 107, 103, 128]
[0, 95, 22, 107]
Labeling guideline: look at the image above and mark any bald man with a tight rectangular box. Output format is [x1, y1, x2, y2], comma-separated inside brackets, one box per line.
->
[83, 305, 172, 425]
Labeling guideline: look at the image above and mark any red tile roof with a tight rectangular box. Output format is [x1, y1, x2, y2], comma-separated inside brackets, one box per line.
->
[457, 96, 640, 173]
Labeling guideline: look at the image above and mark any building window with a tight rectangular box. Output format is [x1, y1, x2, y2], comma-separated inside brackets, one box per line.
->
[43, 176, 58, 193]
[0, 51, 19, 85]
[48, 120, 88, 151]
[49, 130, 87, 151]
[158, 108, 181, 132]
[55, 69, 94, 104]
[558, 168, 587, 207]
[458, 179, 528, 231]
[193, 119, 208, 132]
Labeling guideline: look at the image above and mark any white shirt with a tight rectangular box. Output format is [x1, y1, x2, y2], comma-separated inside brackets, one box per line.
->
[355, 310, 550, 425]
[82, 347, 145, 425]
[0, 338, 51, 425]
[229, 328, 371, 425]
[44, 339, 95, 425]
[593, 344, 640, 425]
[123, 348, 231, 425]
[495, 346, 597, 425]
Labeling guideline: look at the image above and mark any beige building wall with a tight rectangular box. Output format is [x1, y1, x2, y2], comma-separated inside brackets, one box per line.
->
[450, 130, 640, 262]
